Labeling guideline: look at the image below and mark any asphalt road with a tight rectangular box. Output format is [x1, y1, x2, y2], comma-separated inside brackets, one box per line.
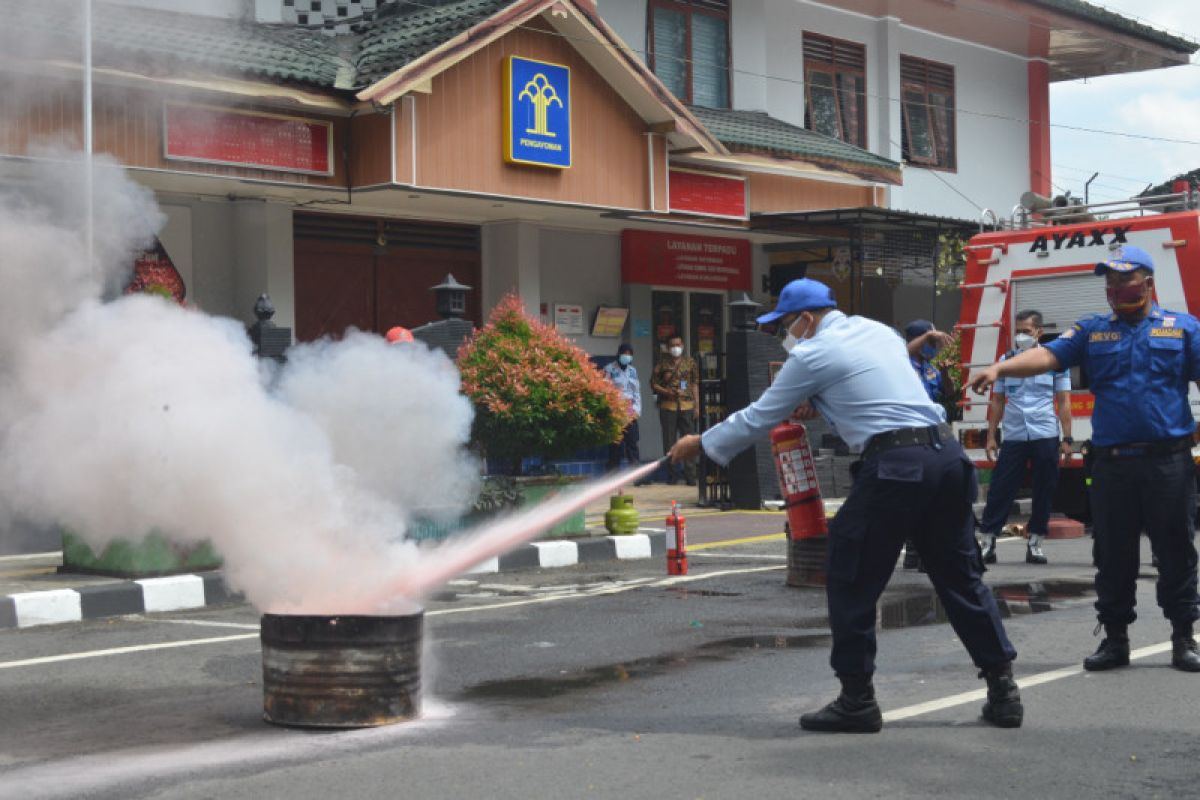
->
[0, 535, 1196, 800]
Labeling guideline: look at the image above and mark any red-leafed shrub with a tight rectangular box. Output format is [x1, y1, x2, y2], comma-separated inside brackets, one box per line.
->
[458, 294, 629, 469]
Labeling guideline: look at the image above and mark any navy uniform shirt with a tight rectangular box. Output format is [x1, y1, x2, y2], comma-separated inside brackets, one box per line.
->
[702, 311, 944, 465]
[910, 355, 943, 403]
[1044, 304, 1200, 446]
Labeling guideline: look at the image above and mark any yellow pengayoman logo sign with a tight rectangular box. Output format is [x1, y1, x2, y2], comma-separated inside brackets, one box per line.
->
[504, 56, 572, 169]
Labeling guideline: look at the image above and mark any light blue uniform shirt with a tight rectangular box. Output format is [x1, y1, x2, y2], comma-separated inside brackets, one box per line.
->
[993, 351, 1070, 441]
[603, 362, 642, 417]
[702, 311, 945, 466]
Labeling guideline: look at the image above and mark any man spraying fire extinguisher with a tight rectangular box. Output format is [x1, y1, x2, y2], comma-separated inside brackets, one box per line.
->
[668, 278, 1023, 733]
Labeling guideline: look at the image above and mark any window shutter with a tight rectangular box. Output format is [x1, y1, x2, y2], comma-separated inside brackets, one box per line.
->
[652, 7, 689, 101]
[691, 13, 729, 108]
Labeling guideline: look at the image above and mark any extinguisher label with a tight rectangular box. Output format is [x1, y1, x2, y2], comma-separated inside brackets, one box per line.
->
[777, 447, 816, 495]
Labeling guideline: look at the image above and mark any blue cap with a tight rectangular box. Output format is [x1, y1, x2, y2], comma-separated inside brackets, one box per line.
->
[756, 278, 837, 324]
[903, 319, 934, 342]
[1095, 245, 1154, 275]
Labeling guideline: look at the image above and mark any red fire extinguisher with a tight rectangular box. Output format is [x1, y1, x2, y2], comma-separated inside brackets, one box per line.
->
[770, 420, 828, 540]
[666, 500, 688, 575]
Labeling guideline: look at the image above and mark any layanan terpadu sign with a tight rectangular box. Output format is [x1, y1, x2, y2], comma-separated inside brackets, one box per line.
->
[621, 230, 751, 291]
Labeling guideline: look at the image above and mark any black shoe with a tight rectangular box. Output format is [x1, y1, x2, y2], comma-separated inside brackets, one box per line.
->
[799, 695, 882, 733]
[1025, 544, 1048, 565]
[981, 537, 997, 564]
[980, 662, 1023, 728]
[799, 675, 882, 733]
[666, 477, 678, 486]
[1171, 634, 1200, 672]
[1084, 630, 1130, 671]
[685, 478, 696, 486]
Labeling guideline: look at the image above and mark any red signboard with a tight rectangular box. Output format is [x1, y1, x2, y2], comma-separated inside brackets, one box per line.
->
[164, 104, 333, 176]
[668, 169, 747, 219]
[621, 230, 752, 291]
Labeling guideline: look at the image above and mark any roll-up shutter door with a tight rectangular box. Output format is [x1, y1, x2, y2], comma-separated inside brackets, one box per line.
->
[1011, 273, 1109, 336]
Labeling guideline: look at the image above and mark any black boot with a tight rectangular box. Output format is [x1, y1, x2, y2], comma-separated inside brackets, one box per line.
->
[799, 674, 883, 733]
[1083, 625, 1130, 671]
[979, 661, 1023, 728]
[1171, 622, 1200, 672]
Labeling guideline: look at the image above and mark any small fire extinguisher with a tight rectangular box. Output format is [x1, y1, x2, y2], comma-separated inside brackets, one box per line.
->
[770, 420, 828, 541]
[666, 500, 688, 575]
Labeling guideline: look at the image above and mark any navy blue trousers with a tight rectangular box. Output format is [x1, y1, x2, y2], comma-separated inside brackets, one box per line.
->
[826, 439, 1018, 677]
[1090, 449, 1200, 628]
[979, 437, 1061, 536]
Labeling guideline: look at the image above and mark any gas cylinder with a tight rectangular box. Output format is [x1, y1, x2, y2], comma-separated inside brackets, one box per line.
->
[604, 493, 640, 535]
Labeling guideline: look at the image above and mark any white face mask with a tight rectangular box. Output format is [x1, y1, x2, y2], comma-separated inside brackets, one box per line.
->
[669, 346, 683, 358]
[781, 315, 809, 353]
[1013, 333, 1036, 352]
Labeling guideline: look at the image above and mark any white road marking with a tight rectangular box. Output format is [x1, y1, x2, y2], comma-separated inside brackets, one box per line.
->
[883, 641, 1175, 722]
[0, 634, 258, 670]
[153, 619, 261, 630]
[0, 552, 61, 563]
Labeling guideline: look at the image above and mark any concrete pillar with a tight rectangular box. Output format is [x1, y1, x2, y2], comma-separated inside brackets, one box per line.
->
[731, 0, 767, 111]
[232, 199, 295, 331]
[874, 17, 903, 209]
[481, 220, 541, 317]
[624, 283, 661, 460]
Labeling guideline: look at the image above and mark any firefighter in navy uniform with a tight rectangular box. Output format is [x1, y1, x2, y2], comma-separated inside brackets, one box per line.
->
[970, 245, 1200, 673]
[669, 278, 1022, 732]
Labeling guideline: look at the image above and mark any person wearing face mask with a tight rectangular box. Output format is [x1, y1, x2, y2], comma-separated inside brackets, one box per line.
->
[977, 309, 1073, 565]
[969, 245, 1200, 674]
[669, 278, 1022, 732]
[651, 335, 700, 485]
[904, 320, 955, 405]
[604, 343, 644, 476]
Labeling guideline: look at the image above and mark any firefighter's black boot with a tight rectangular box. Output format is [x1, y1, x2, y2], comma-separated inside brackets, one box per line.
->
[799, 674, 883, 733]
[1083, 624, 1130, 671]
[980, 661, 1023, 728]
[1171, 621, 1200, 673]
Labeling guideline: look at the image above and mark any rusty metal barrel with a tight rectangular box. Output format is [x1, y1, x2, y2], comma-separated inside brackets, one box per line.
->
[261, 612, 423, 728]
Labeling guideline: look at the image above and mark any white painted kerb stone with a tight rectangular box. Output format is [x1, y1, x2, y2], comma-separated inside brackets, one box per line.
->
[532, 541, 579, 568]
[11, 590, 82, 628]
[137, 575, 206, 612]
[609, 534, 651, 560]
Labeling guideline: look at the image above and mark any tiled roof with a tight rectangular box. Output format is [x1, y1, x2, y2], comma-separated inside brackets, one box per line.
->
[687, 106, 901, 184]
[355, 0, 520, 87]
[16, 2, 349, 89]
[1032, 0, 1197, 54]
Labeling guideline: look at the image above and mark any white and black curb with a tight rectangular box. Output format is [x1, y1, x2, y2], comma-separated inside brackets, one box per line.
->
[0, 533, 666, 629]
[0, 573, 238, 630]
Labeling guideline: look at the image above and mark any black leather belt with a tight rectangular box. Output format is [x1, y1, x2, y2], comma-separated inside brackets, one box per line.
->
[864, 424, 953, 458]
[1092, 436, 1193, 460]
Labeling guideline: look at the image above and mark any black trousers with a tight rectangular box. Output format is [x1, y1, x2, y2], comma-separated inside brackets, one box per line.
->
[658, 407, 696, 482]
[1090, 449, 1200, 628]
[980, 437, 1061, 536]
[607, 419, 641, 470]
[826, 439, 1017, 676]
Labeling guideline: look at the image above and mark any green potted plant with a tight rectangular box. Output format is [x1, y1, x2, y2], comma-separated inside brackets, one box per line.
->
[456, 294, 629, 536]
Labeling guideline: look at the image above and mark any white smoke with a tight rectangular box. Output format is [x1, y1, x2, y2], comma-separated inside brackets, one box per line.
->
[0, 155, 479, 614]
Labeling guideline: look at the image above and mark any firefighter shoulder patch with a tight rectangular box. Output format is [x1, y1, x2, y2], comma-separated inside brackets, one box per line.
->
[1150, 327, 1184, 338]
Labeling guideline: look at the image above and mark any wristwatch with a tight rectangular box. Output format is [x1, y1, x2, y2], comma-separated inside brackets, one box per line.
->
[1062, 436, 1074, 444]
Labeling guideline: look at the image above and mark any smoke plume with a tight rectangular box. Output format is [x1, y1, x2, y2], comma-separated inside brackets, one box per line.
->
[0, 153, 479, 613]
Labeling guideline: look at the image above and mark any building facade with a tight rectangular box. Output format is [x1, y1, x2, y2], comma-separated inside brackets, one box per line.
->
[2, 0, 1193, 463]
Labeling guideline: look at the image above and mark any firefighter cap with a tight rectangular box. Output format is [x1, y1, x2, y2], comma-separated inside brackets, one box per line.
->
[1095, 245, 1154, 275]
[757, 278, 837, 324]
[903, 319, 934, 342]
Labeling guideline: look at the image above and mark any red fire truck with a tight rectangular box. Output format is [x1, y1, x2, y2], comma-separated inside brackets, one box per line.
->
[954, 188, 1200, 519]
